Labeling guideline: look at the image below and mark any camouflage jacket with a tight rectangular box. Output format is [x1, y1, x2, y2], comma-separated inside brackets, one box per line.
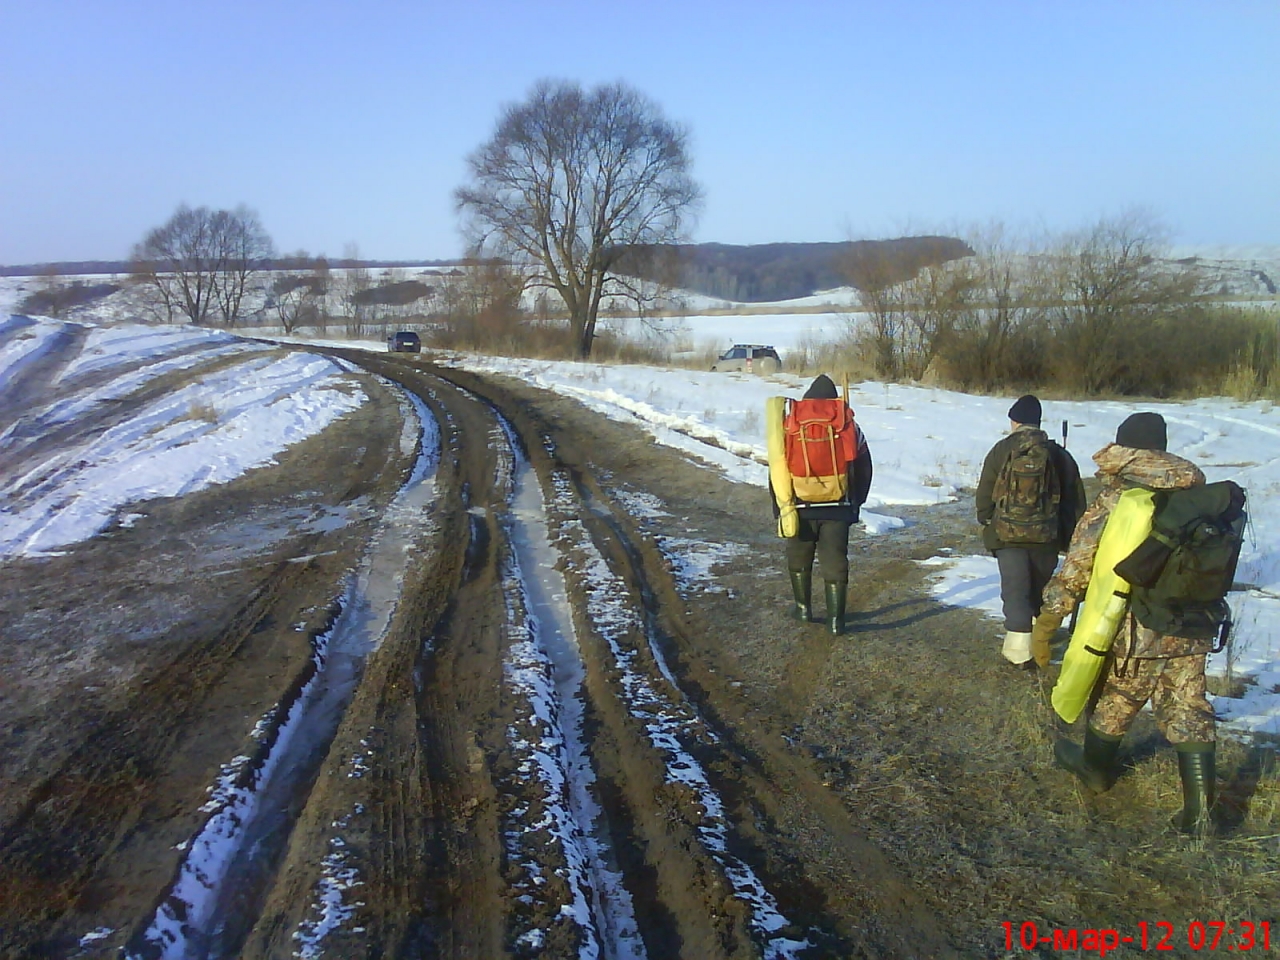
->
[1042, 443, 1209, 659]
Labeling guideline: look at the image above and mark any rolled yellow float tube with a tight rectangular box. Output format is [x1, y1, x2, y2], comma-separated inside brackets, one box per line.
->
[1051, 487, 1156, 723]
[766, 396, 798, 538]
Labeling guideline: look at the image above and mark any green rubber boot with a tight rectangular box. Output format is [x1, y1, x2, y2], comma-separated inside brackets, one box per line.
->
[824, 580, 847, 636]
[788, 570, 812, 623]
[1172, 743, 1216, 836]
[1054, 725, 1122, 794]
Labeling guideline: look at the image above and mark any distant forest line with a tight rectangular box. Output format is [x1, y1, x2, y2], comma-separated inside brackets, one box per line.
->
[0, 257, 466, 278]
[2, 238, 974, 303]
[619, 238, 974, 302]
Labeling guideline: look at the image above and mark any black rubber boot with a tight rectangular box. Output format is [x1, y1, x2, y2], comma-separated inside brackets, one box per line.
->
[824, 580, 847, 636]
[1054, 725, 1122, 794]
[1172, 743, 1216, 836]
[789, 570, 812, 622]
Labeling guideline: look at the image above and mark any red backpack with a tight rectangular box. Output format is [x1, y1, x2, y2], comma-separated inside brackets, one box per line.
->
[783, 398, 858, 504]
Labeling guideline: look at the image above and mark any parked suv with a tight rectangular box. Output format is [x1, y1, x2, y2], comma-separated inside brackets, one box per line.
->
[710, 343, 781, 374]
[387, 330, 421, 353]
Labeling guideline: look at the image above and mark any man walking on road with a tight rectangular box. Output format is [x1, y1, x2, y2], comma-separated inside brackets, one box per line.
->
[976, 394, 1086, 667]
[773, 374, 873, 635]
[1035, 412, 1225, 835]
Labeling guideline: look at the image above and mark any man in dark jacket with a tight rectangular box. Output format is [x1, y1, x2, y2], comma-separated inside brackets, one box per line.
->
[975, 394, 1086, 667]
[772, 374, 873, 635]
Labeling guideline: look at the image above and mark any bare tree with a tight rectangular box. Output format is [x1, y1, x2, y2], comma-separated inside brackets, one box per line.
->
[208, 206, 274, 327]
[338, 243, 372, 339]
[131, 205, 216, 324]
[1047, 210, 1200, 393]
[433, 250, 527, 350]
[130, 204, 273, 326]
[882, 259, 968, 381]
[269, 255, 323, 335]
[35, 265, 67, 319]
[456, 79, 702, 358]
[311, 256, 331, 335]
[846, 246, 910, 378]
[937, 224, 1053, 390]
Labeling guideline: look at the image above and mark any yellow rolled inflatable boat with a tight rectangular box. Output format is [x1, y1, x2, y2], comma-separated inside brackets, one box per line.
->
[1051, 487, 1156, 723]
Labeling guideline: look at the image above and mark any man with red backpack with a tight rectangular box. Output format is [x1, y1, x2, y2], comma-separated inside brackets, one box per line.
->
[771, 374, 873, 635]
[976, 394, 1086, 667]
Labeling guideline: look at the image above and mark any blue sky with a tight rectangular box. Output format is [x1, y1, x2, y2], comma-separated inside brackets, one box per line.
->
[2, 0, 1277, 264]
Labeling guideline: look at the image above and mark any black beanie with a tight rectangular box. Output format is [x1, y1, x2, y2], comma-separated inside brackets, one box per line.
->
[804, 374, 839, 399]
[1115, 412, 1167, 451]
[1007, 394, 1041, 425]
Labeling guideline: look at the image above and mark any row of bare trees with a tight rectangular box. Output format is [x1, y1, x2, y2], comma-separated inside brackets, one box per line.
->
[120, 81, 694, 357]
[130, 205, 274, 327]
[845, 212, 1269, 397]
[128, 208, 445, 337]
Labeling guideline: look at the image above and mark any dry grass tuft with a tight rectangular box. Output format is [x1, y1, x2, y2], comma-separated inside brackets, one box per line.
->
[177, 401, 220, 425]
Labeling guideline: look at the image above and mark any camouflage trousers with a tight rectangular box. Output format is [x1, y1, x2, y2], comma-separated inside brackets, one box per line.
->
[1091, 653, 1216, 744]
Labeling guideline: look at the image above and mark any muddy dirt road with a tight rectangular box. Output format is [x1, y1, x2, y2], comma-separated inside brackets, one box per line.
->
[2, 346, 1276, 959]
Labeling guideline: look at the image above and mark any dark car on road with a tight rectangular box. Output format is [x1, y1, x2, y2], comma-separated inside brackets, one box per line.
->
[710, 343, 781, 374]
[387, 331, 421, 353]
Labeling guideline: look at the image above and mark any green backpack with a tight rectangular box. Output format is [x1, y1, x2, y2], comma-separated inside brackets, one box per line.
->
[1113, 480, 1247, 642]
[992, 430, 1061, 544]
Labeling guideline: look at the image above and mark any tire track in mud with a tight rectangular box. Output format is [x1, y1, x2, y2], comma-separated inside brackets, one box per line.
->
[0, 319, 88, 435]
[0, 556, 317, 958]
[0, 374, 406, 959]
[111, 385, 443, 960]
[364, 358, 817, 957]
[446, 361, 957, 959]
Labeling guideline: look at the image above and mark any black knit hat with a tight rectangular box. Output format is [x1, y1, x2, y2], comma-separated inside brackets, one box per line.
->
[1115, 412, 1167, 451]
[804, 374, 839, 399]
[1007, 394, 1041, 425]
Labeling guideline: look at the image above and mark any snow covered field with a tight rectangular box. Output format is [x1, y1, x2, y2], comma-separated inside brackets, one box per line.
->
[0, 318, 365, 555]
[2, 291, 1278, 740]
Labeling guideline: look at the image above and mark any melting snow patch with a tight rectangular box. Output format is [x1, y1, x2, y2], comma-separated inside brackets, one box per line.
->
[78, 927, 114, 948]
[922, 553, 1280, 742]
[918, 554, 1003, 619]
[291, 808, 367, 959]
[347, 739, 374, 779]
[656, 537, 748, 595]
[515, 929, 547, 951]
[614, 489, 671, 520]
[497, 413, 646, 960]
[860, 510, 908, 535]
[0, 351, 367, 557]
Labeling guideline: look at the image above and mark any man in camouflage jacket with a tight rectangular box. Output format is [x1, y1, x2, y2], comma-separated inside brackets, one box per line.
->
[1034, 412, 1216, 834]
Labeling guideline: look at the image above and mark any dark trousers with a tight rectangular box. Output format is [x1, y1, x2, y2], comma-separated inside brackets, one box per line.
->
[995, 545, 1059, 633]
[786, 518, 851, 582]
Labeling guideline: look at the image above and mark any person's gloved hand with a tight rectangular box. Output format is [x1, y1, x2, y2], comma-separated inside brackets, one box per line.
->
[1031, 612, 1064, 668]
